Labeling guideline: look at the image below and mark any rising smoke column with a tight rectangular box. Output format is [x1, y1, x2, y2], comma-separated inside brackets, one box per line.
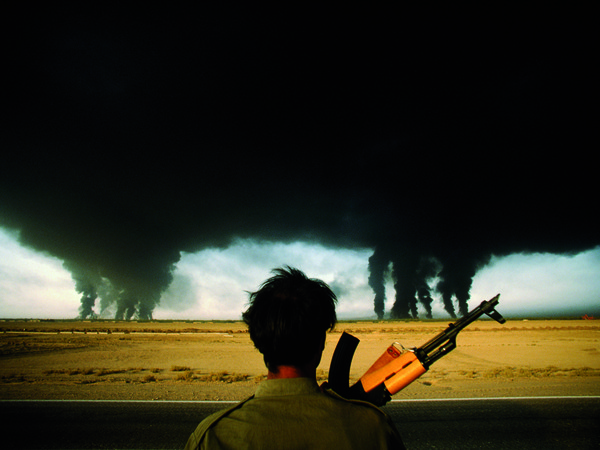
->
[367, 246, 441, 319]
[115, 295, 138, 321]
[96, 277, 121, 317]
[366, 245, 486, 319]
[62, 260, 167, 320]
[37, 220, 179, 320]
[107, 251, 178, 320]
[435, 251, 493, 318]
[70, 269, 98, 319]
[390, 252, 419, 319]
[416, 283, 434, 319]
[368, 248, 389, 320]
[63, 261, 102, 319]
[415, 257, 439, 319]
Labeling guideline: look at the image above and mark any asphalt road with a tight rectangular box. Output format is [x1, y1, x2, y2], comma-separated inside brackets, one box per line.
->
[1, 397, 598, 449]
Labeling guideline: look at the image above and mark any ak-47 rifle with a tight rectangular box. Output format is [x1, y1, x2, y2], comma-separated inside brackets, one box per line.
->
[325, 294, 505, 406]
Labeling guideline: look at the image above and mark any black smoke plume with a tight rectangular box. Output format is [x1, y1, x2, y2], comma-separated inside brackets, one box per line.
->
[65, 262, 98, 319]
[415, 258, 439, 319]
[368, 249, 389, 320]
[1, 13, 597, 319]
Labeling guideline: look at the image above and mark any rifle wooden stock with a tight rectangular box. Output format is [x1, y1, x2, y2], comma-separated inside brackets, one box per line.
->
[362, 343, 403, 377]
[360, 350, 427, 394]
[327, 294, 504, 406]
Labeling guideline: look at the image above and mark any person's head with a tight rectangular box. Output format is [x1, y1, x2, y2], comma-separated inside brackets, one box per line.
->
[242, 266, 337, 373]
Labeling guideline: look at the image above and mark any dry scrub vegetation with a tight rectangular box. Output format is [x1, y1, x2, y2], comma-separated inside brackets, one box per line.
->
[1, 319, 599, 400]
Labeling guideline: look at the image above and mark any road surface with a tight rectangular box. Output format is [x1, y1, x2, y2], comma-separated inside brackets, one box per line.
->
[1, 397, 598, 449]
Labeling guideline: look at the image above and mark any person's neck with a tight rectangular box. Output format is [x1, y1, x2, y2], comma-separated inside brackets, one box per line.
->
[267, 365, 315, 380]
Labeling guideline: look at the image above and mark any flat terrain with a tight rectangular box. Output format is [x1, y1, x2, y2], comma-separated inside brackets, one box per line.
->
[1, 319, 599, 400]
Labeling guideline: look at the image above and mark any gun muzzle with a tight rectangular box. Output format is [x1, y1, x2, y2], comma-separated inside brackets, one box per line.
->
[482, 294, 505, 324]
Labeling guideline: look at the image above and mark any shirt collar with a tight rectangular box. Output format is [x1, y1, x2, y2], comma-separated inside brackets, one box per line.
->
[254, 377, 321, 398]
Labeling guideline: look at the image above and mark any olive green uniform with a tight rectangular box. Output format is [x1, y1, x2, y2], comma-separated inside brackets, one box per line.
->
[185, 377, 405, 449]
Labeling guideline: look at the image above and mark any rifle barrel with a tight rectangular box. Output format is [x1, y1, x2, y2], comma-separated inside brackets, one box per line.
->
[418, 294, 503, 367]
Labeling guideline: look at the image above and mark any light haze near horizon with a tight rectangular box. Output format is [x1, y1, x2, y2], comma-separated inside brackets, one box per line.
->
[0, 228, 598, 320]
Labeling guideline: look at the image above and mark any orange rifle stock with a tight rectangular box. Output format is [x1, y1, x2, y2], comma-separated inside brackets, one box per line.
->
[326, 294, 505, 406]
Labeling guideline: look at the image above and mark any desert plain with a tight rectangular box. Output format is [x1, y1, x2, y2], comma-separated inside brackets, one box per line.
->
[1, 319, 599, 401]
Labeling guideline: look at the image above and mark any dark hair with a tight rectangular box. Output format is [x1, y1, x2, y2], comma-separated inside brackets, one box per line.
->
[242, 266, 337, 371]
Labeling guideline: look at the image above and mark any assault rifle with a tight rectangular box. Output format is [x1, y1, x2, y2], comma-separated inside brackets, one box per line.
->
[325, 294, 505, 406]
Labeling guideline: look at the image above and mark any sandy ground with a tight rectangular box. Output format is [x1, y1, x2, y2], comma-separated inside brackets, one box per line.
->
[1, 319, 599, 401]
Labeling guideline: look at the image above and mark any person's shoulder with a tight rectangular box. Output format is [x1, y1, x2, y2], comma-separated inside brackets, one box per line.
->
[321, 388, 406, 448]
[184, 396, 254, 450]
[322, 387, 390, 417]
